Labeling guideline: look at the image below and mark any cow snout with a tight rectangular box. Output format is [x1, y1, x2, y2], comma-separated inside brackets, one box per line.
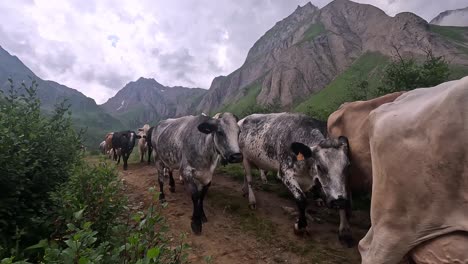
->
[330, 196, 348, 209]
[228, 153, 243, 163]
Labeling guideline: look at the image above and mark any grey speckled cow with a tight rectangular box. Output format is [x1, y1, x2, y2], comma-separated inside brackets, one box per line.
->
[238, 113, 353, 245]
[152, 113, 243, 235]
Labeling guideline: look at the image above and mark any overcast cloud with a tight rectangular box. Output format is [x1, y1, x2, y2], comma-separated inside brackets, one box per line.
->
[0, 0, 466, 103]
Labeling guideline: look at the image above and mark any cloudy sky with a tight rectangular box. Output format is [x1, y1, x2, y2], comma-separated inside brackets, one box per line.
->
[0, 0, 466, 103]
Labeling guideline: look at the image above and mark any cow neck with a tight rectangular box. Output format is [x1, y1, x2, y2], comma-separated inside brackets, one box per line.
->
[206, 133, 225, 164]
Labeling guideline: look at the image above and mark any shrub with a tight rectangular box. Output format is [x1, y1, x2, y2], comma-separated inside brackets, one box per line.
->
[377, 51, 450, 96]
[0, 80, 81, 257]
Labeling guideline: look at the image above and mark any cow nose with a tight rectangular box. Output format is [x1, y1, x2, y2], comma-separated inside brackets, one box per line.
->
[228, 153, 243, 163]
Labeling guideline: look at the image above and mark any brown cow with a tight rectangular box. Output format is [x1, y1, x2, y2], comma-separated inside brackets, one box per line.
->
[327, 91, 405, 195]
[104, 132, 113, 159]
[359, 77, 468, 263]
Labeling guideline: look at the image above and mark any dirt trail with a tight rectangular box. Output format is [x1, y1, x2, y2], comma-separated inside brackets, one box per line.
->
[119, 162, 369, 264]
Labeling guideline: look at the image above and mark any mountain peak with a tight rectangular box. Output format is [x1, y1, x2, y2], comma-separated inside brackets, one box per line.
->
[430, 6, 468, 26]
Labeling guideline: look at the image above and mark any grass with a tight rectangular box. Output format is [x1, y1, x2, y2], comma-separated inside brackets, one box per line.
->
[448, 64, 468, 80]
[207, 189, 277, 242]
[294, 52, 389, 119]
[216, 164, 292, 199]
[430, 25, 468, 43]
[430, 25, 468, 55]
[218, 82, 262, 117]
[301, 22, 326, 43]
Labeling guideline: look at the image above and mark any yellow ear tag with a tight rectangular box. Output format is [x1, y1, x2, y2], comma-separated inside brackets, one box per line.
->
[297, 153, 305, 161]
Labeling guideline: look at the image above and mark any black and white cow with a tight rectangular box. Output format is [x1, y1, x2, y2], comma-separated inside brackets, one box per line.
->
[111, 130, 140, 170]
[238, 113, 353, 245]
[152, 113, 242, 235]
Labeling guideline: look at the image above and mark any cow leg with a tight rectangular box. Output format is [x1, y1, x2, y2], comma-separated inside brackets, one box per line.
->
[187, 177, 203, 235]
[140, 150, 144, 163]
[242, 158, 256, 209]
[116, 149, 121, 164]
[260, 170, 268, 184]
[280, 170, 308, 235]
[168, 170, 176, 193]
[338, 208, 354, 247]
[123, 152, 129, 170]
[113, 148, 118, 162]
[199, 182, 211, 223]
[156, 162, 166, 202]
[147, 146, 152, 164]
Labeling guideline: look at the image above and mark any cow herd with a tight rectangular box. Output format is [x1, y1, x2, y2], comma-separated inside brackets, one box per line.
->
[98, 77, 468, 263]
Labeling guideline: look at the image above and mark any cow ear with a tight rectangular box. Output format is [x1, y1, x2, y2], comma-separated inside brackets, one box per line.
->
[338, 136, 349, 154]
[198, 119, 218, 134]
[291, 142, 313, 160]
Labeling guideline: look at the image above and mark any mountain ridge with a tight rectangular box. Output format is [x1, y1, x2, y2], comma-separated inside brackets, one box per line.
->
[194, 0, 468, 114]
[430, 6, 468, 26]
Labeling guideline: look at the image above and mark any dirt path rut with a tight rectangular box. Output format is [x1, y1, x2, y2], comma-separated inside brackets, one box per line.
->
[120, 162, 368, 264]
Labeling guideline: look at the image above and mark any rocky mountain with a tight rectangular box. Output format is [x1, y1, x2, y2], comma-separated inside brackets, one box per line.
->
[0, 45, 124, 146]
[195, 0, 468, 114]
[101, 77, 206, 127]
[431, 6, 468, 26]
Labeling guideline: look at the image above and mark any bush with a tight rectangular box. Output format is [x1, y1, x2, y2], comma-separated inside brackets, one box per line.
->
[0, 80, 81, 257]
[0, 80, 188, 263]
[41, 162, 189, 264]
[377, 51, 450, 96]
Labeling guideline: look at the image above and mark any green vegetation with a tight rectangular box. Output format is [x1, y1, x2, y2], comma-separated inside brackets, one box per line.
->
[448, 64, 468, 80]
[207, 189, 277, 242]
[294, 52, 389, 120]
[218, 82, 281, 118]
[302, 23, 326, 42]
[430, 25, 468, 43]
[294, 50, 453, 120]
[376, 51, 450, 96]
[0, 80, 187, 263]
[430, 25, 468, 55]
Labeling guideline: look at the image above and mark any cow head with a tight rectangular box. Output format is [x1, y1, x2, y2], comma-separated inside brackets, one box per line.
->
[198, 112, 243, 164]
[291, 136, 350, 209]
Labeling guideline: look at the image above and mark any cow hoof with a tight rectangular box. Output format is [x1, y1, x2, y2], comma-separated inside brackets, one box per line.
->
[249, 203, 256, 210]
[339, 232, 354, 248]
[169, 186, 176, 193]
[191, 221, 202, 235]
[159, 194, 166, 203]
[262, 180, 269, 185]
[293, 223, 308, 236]
[123, 167, 128, 171]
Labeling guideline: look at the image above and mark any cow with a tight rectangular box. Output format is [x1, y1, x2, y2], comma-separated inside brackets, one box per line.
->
[238, 113, 352, 245]
[137, 130, 147, 163]
[358, 77, 468, 264]
[111, 130, 141, 170]
[137, 124, 150, 163]
[327, 92, 404, 195]
[99, 141, 107, 155]
[152, 113, 242, 235]
[146, 126, 155, 164]
[108, 148, 121, 160]
[104, 132, 115, 160]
